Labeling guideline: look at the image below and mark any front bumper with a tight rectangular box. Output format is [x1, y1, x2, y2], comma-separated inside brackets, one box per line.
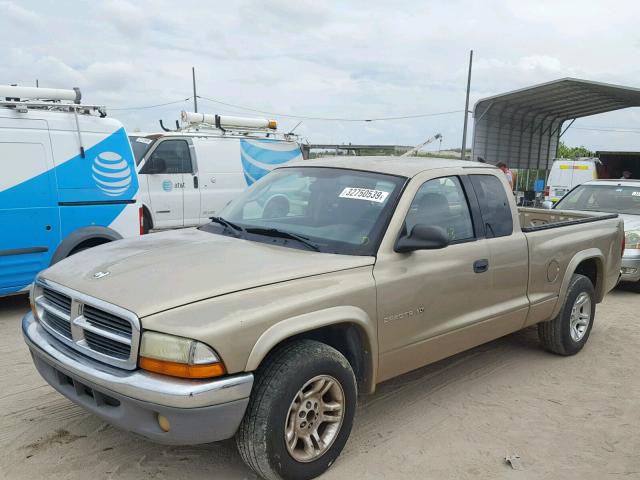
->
[620, 255, 640, 283]
[22, 312, 253, 445]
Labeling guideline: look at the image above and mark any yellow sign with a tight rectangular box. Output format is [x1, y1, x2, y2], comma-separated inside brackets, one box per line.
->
[559, 165, 590, 170]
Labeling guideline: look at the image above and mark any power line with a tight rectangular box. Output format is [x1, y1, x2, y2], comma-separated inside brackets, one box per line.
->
[110, 97, 192, 111]
[570, 126, 640, 134]
[196, 94, 463, 122]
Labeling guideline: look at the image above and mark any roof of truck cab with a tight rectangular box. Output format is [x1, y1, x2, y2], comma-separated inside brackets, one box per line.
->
[285, 156, 495, 177]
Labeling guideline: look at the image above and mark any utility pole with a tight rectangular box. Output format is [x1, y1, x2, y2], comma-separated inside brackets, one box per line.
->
[192, 67, 198, 113]
[461, 50, 473, 160]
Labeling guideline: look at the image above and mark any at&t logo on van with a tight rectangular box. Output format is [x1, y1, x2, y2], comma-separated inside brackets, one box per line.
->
[162, 180, 173, 192]
[92, 152, 133, 197]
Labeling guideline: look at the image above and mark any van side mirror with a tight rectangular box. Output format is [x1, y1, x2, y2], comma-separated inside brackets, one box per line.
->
[395, 225, 450, 253]
[541, 200, 554, 210]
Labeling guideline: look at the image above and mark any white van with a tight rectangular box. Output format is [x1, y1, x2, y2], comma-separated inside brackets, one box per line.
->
[130, 112, 303, 232]
[545, 157, 600, 203]
[0, 85, 140, 296]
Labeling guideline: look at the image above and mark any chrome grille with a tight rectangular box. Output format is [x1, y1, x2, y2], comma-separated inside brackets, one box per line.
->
[34, 279, 140, 370]
[42, 288, 72, 314]
[42, 310, 72, 339]
[84, 305, 132, 337]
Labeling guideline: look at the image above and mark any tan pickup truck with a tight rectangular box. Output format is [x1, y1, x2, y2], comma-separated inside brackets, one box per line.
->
[23, 157, 624, 480]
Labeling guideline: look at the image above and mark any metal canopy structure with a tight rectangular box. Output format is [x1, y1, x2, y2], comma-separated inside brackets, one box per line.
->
[472, 78, 640, 170]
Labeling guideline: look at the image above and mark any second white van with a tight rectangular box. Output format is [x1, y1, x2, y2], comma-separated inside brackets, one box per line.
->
[130, 112, 303, 232]
[544, 157, 600, 203]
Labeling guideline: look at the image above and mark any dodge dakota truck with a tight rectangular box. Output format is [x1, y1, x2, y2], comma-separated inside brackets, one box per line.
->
[23, 157, 624, 480]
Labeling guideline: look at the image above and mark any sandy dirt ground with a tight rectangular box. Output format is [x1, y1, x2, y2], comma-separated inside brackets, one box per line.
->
[1, 288, 639, 480]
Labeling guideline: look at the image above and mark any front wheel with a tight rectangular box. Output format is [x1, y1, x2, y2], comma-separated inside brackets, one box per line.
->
[538, 274, 596, 355]
[236, 340, 357, 480]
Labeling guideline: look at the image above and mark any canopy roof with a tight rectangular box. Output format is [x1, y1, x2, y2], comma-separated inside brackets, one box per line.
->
[472, 78, 640, 169]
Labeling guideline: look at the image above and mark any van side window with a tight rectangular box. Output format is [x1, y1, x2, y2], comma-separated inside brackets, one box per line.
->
[145, 140, 192, 174]
[405, 176, 474, 242]
[470, 174, 513, 238]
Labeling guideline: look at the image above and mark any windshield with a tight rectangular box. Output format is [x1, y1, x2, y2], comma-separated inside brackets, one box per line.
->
[555, 183, 640, 216]
[128, 136, 155, 165]
[200, 167, 406, 256]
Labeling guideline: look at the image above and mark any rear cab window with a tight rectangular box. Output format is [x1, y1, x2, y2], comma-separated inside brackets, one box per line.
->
[469, 174, 513, 238]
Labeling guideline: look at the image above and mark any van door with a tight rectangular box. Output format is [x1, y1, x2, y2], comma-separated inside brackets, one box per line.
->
[0, 119, 59, 292]
[139, 139, 192, 229]
[182, 141, 201, 227]
[192, 137, 246, 222]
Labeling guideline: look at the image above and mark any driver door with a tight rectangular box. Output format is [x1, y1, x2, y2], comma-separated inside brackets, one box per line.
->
[373, 174, 491, 381]
[140, 139, 191, 229]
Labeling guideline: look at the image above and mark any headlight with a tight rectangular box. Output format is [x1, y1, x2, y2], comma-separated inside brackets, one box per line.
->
[625, 230, 640, 250]
[139, 331, 226, 379]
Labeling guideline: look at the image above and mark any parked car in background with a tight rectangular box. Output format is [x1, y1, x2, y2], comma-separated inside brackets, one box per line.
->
[544, 157, 600, 203]
[553, 179, 640, 291]
[130, 112, 303, 232]
[0, 85, 140, 297]
[24, 157, 624, 479]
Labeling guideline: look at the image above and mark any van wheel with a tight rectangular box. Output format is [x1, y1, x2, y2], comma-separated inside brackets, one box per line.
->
[142, 210, 153, 234]
[236, 340, 357, 480]
[538, 274, 595, 355]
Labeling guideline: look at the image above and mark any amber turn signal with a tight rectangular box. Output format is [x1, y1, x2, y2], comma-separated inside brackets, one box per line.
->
[139, 357, 226, 379]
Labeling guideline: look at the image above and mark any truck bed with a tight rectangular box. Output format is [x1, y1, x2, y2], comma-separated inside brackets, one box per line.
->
[518, 207, 618, 232]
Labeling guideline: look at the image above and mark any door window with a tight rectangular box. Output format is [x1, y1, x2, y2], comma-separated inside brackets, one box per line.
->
[405, 176, 474, 242]
[470, 174, 513, 238]
[144, 140, 192, 174]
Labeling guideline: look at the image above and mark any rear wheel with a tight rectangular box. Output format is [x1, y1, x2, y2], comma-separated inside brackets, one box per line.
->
[538, 274, 595, 355]
[236, 340, 357, 480]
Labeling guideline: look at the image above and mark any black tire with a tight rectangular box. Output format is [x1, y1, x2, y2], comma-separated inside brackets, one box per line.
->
[538, 274, 596, 355]
[236, 340, 357, 480]
[628, 280, 640, 293]
[142, 210, 152, 234]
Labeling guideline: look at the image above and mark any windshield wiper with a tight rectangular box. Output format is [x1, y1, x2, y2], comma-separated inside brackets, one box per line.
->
[209, 216, 245, 236]
[245, 227, 321, 252]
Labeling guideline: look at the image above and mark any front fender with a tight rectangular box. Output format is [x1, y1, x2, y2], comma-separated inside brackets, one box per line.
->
[245, 305, 378, 393]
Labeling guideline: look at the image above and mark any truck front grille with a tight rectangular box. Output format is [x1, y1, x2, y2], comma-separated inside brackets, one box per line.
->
[42, 287, 72, 315]
[34, 280, 140, 370]
[42, 310, 72, 339]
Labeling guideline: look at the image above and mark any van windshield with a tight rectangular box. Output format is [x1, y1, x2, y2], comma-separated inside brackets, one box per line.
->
[128, 136, 155, 165]
[555, 183, 640, 215]
[200, 167, 406, 256]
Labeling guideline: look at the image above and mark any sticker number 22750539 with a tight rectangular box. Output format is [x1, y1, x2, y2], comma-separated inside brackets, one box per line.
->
[339, 187, 389, 203]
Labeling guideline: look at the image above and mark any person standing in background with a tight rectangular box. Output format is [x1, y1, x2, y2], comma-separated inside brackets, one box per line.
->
[496, 162, 514, 190]
[620, 170, 632, 179]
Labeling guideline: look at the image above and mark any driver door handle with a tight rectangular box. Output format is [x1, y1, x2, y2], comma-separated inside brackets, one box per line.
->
[473, 259, 489, 273]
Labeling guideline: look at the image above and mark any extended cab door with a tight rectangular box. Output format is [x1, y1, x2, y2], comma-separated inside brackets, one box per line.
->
[139, 139, 192, 229]
[373, 172, 492, 381]
[467, 172, 529, 327]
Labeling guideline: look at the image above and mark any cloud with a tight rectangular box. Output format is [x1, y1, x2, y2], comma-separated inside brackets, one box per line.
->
[0, 1, 42, 27]
[2, 0, 639, 151]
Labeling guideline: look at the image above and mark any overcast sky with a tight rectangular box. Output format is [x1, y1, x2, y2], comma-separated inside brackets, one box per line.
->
[2, 0, 640, 152]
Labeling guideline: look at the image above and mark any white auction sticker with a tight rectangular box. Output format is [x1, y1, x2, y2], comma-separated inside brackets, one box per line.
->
[339, 187, 389, 203]
[136, 137, 153, 144]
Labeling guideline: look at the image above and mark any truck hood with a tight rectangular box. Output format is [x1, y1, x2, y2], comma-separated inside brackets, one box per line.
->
[41, 228, 375, 317]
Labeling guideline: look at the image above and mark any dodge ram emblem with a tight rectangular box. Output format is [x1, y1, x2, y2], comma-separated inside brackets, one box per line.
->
[93, 271, 110, 279]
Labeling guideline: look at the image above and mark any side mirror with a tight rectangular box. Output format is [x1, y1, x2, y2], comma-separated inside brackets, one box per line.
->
[395, 224, 450, 253]
[541, 200, 554, 210]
